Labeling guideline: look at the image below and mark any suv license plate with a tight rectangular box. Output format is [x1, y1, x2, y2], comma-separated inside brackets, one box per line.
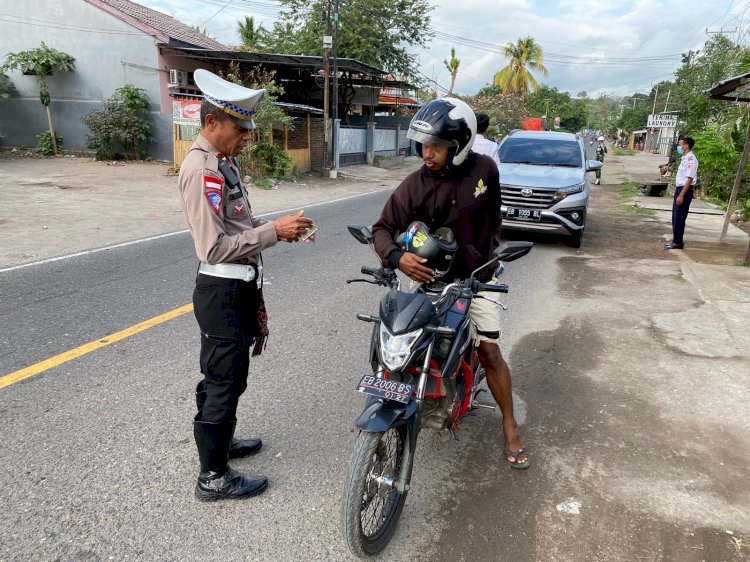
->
[357, 375, 413, 404]
[506, 207, 541, 222]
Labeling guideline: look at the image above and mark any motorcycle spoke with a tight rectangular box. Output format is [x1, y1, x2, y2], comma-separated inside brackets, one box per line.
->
[358, 428, 403, 537]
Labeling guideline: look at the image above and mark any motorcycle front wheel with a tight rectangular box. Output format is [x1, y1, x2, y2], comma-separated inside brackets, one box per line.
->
[340, 426, 409, 557]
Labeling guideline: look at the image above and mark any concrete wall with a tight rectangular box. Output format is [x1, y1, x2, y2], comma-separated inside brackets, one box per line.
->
[0, 0, 173, 160]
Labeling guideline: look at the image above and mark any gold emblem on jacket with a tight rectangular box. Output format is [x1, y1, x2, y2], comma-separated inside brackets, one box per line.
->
[474, 179, 487, 198]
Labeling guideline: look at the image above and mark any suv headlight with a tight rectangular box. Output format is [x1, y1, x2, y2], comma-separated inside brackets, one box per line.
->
[379, 324, 423, 371]
[554, 182, 585, 201]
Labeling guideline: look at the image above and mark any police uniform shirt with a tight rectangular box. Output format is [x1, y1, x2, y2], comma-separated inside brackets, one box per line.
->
[675, 152, 699, 187]
[178, 134, 278, 265]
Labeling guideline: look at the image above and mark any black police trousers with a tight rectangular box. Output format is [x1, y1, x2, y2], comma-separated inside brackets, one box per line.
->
[192, 273, 260, 423]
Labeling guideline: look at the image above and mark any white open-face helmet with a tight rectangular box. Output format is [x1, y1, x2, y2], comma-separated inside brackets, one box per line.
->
[598, 135, 605, 141]
[407, 97, 477, 166]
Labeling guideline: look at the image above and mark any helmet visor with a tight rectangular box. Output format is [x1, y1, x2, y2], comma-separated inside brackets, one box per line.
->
[407, 129, 456, 149]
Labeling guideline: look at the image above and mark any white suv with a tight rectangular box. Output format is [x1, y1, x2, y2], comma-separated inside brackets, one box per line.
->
[497, 130, 602, 248]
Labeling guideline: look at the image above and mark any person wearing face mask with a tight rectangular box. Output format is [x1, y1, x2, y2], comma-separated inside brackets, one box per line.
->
[665, 136, 698, 250]
[178, 69, 315, 501]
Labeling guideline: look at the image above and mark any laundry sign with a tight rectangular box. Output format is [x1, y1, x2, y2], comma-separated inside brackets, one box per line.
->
[647, 114, 677, 128]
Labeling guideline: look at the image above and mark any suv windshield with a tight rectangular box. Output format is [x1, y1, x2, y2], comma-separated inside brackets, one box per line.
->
[499, 137, 582, 168]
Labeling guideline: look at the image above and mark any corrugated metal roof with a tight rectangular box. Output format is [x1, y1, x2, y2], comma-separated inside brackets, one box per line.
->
[89, 0, 228, 50]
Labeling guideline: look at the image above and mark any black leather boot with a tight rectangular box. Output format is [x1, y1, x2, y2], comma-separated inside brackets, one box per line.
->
[193, 420, 268, 501]
[195, 381, 262, 459]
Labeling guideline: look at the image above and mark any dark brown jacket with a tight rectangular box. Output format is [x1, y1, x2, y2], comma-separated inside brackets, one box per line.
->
[372, 152, 502, 281]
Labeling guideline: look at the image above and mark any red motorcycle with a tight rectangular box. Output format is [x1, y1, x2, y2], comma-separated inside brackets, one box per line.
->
[340, 224, 532, 557]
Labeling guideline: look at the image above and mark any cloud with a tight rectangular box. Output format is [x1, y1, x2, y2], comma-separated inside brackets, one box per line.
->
[141, 0, 734, 97]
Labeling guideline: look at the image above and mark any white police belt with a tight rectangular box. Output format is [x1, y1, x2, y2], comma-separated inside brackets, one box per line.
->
[199, 262, 262, 283]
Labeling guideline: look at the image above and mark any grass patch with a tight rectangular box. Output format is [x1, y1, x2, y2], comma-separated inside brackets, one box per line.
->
[251, 176, 275, 190]
[621, 204, 657, 216]
[613, 148, 636, 156]
[620, 181, 641, 198]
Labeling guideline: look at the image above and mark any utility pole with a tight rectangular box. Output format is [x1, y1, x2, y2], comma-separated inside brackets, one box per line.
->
[652, 83, 659, 115]
[663, 88, 671, 112]
[331, 0, 340, 177]
[322, 0, 332, 172]
[706, 27, 737, 37]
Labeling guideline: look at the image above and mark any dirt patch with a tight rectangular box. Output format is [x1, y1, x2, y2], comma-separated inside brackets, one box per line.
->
[0, 154, 413, 268]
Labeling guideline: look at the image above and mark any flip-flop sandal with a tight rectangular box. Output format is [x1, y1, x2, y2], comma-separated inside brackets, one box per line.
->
[503, 447, 530, 470]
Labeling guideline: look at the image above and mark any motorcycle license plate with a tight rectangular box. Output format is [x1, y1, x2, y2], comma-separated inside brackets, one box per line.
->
[357, 375, 413, 404]
[506, 207, 541, 222]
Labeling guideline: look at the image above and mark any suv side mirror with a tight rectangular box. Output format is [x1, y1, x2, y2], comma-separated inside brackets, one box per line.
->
[587, 160, 603, 172]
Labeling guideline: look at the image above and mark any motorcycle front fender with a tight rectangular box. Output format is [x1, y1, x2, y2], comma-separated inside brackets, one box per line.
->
[355, 396, 418, 433]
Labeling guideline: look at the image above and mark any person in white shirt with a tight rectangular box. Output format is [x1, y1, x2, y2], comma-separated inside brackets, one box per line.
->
[665, 136, 698, 250]
[472, 113, 500, 168]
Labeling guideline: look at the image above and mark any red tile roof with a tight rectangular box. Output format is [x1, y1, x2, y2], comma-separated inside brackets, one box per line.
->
[86, 0, 228, 50]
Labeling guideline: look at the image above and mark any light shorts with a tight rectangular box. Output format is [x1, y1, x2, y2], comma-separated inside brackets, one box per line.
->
[469, 277, 502, 345]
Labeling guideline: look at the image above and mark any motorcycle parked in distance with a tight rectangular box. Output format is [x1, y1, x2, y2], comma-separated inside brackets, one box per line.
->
[340, 224, 533, 557]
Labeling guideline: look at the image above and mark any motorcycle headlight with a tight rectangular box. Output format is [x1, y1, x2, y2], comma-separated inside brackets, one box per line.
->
[554, 182, 585, 201]
[379, 325, 423, 371]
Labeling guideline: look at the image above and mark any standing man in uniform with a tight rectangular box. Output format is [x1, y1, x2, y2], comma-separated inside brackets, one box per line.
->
[472, 113, 500, 168]
[594, 135, 607, 184]
[665, 136, 698, 250]
[178, 69, 314, 501]
[372, 98, 529, 469]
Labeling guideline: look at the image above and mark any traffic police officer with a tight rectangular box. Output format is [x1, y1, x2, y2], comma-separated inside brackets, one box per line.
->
[665, 136, 698, 250]
[178, 69, 313, 501]
[594, 135, 607, 184]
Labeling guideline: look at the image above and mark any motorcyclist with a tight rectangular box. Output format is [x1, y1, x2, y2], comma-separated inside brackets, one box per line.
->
[594, 135, 607, 185]
[371, 98, 529, 469]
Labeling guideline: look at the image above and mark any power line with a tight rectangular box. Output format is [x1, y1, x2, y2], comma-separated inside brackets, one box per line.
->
[199, 0, 236, 27]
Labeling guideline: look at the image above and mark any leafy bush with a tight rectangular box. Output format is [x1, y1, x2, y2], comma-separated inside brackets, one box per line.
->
[36, 131, 63, 155]
[691, 124, 743, 201]
[82, 84, 152, 160]
[237, 141, 292, 179]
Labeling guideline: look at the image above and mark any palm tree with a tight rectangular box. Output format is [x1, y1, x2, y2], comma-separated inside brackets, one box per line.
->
[237, 16, 266, 51]
[443, 47, 460, 95]
[493, 37, 548, 98]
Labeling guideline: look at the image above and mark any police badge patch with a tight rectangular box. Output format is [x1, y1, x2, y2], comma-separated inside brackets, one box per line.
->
[205, 190, 222, 215]
[204, 175, 224, 215]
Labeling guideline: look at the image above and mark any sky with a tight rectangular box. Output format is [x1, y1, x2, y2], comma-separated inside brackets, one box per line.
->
[141, 0, 747, 98]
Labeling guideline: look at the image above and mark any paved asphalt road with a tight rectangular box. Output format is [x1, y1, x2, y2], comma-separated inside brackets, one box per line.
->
[0, 190, 564, 561]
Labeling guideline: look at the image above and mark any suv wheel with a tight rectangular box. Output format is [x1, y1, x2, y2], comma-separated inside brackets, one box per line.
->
[564, 229, 584, 248]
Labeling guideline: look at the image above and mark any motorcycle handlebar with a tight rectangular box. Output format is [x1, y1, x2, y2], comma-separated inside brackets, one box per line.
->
[477, 282, 509, 293]
[361, 266, 380, 276]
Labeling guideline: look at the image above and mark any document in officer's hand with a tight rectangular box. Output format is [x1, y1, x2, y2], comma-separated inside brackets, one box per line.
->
[299, 224, 318, 242]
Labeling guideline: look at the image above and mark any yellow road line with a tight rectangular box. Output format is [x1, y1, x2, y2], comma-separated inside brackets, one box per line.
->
[0, 303, 194, 390]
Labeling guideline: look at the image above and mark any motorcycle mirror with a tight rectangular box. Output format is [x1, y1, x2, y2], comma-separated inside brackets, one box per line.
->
[347, 224, 374, 245]
[493, 241, 533, 262]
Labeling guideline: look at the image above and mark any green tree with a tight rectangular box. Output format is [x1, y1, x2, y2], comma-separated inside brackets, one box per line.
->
[493, 36, 548, 98]
[1, 42, 75, 155]
[237, 16, 267, 51]
[224, 63, 295, 179]
[443, 47, 460, 95]
[672, 36, 750, 132]
[265, 0, 432, 82]
[462, 92, 528, 137]
[616, 98, 651, 134]
[526, 85, 587, 132]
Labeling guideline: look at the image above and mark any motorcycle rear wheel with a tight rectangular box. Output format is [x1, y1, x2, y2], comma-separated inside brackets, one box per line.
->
[340, 426, 409, 557]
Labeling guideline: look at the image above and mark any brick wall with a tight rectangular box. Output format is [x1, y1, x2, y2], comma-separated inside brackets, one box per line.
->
[310, 117, 328, 173]
[287, 116, 308, 150]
